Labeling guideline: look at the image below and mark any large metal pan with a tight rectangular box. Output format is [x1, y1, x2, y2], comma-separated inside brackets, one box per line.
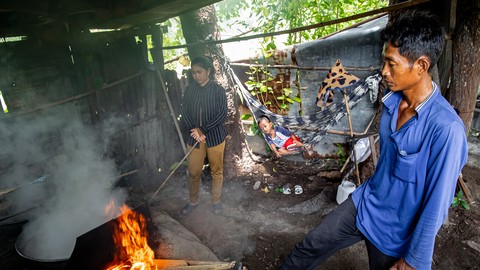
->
[15, 239, 69, 270]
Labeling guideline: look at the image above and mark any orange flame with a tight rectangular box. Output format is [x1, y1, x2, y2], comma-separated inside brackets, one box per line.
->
[104, 202, 156, 270]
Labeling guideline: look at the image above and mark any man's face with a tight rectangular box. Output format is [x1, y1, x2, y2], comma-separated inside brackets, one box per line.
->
[381, 42, 420, 92]
[192, 64, 210, 87]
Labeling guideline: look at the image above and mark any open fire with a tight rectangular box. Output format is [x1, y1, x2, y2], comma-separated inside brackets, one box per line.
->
[101, 200, 236, 270]
[104, 200, 155, 270]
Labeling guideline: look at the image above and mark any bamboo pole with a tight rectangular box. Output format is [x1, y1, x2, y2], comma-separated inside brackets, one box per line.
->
[339, 115, 377, 175]
[152, 60, 186, 154]
[10, 90, 95, 117]
[101, 70, 149, 89]
[230, 62, 380, 72]
[5, 69, 149, 118]
[115, 169, 138, 179]
[343, 92, 361, 186]
[458, 173, 474, 204]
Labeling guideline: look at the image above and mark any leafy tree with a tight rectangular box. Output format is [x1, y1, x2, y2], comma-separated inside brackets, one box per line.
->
[216, 0, 388, 45]
[159, 18, 188, 70]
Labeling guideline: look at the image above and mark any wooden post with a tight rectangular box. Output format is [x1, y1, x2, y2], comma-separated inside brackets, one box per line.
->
[150, 27, 187, 154]
[343, 91, 361, 186]
[369, 135, 378, 168]
[152, 62, 187, 154]
[458, 173, 474, 204]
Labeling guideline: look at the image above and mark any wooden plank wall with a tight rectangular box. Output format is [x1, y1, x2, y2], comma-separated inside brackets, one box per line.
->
[70, 31, 185, 184]
[0, 31, 184, 187]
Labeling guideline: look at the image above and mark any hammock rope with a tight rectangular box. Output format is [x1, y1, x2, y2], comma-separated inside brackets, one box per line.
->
[229, 64, 382, 145]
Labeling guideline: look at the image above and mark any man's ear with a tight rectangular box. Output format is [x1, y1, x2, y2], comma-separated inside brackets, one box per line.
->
[416, 56, 430, 75]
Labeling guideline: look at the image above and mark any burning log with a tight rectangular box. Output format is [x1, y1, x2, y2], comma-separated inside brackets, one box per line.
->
[151, 259, 235, 269]
[105, 203, 155, 269]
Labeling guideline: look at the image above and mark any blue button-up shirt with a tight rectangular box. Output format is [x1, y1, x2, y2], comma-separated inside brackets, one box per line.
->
[352, 82, 468, 270]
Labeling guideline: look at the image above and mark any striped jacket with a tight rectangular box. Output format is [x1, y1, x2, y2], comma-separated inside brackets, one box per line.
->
[181, 80, 228, 148]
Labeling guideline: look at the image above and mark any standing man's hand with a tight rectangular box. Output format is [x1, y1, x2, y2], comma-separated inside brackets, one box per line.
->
[390, 258, 415, 270]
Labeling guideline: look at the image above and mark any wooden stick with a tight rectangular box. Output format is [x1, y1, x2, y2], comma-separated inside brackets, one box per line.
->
[230, 62, 379, 72]
[458, 173, 474, 204]
[10, 90, 94, 117]
[153, 61, 187, 154]
[6, 69, 149, 118]
[327, 129, 372, 136]
[149, 141, 199, 202]
[369, 135, 378, 168]
[115, 170, 138, 179]
[343, 92, 361, 186]
[101, 70, 149, 89]
[339, 114, 377, 174]
[340, 155, 351, 174]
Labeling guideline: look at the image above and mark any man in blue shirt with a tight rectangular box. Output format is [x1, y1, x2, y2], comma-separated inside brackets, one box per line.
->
[280, 10, 468, 270]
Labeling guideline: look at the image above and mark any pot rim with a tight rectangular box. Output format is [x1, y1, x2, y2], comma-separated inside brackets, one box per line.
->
[15, 240, 70, 263]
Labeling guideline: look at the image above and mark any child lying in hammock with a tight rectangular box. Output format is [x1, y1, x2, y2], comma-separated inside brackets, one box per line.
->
[257, 115, 305, 158]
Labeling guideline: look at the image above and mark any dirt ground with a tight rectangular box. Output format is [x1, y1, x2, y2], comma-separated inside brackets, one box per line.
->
[1, 137, 480, 270]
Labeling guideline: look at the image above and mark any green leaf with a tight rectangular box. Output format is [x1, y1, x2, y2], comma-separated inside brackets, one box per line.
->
[293, 97, 302, 102]
[241, 113, 252, 120]
[266, 41, 277, 50]
[283, 87, 293, 96]
[460, 200, 470, 210]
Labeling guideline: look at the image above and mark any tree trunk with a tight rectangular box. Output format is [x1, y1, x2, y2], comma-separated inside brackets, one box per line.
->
[447, 0, 480, 133]
[180, 6, 256, 178]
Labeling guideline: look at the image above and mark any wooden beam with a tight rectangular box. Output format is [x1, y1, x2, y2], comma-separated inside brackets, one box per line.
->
[230, 62, 380, 72]
[3, 69, 149, 118]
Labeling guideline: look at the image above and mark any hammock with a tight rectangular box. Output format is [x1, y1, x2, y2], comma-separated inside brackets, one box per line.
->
[231, 67, 382, 145]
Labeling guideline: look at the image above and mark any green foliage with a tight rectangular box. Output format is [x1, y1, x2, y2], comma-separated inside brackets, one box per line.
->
[160, 18, 189, 70]
[469, 128, 479, 138]
[169, 160, 188, 172]
[241, 113, 262, 136]
[216, 0, 388, 46]
[452, 190, 470, 210]
[244, 39, 302, 113]
[336, 143, 347, 162]
[241, 113, 272, 154]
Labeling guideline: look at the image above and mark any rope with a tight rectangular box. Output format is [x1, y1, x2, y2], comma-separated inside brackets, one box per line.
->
[228, 63, 381, 145]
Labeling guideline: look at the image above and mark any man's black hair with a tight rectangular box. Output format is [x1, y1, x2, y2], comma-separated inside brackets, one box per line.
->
[381, 9, 445, 71]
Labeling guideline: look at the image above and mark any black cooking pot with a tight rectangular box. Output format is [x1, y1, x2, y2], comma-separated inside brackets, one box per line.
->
[14, 203, 154, 270]
[15, 239, 69, 270]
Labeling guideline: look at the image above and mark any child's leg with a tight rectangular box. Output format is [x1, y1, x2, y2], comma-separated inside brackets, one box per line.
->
[284, 136, 303, 150]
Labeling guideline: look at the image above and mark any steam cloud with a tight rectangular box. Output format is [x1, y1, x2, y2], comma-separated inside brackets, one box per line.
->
[0, 106, 126, 260]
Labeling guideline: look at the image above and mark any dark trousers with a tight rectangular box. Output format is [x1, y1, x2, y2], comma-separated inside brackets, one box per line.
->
[280, 197, 399, 270]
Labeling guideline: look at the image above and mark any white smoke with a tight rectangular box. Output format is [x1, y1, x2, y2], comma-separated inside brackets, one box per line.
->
[1, 107, 126, 260]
